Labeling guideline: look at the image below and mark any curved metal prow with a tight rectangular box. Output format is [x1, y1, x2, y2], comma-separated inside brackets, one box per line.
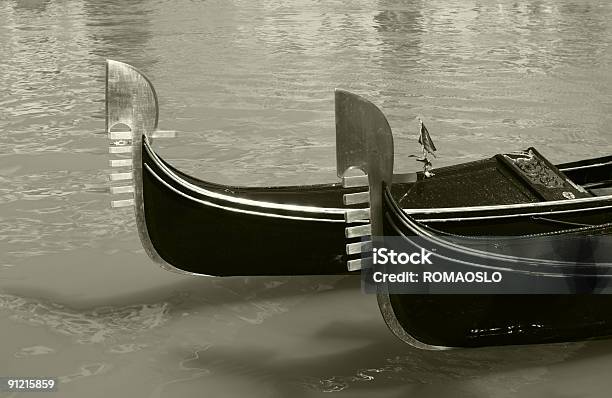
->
[105, 59, 168, 267]
[335, 90, 433, 348]
[106, 60, 159, 142]
[106, 60, 177, 209]
[335, 90, 394, 182]
[106, 59, 159, 209]
[335, 89, 394, 271]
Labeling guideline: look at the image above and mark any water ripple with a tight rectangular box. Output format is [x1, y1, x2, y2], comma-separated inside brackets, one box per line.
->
[0, 293, 169, 344]
[304, 342, 583, 394]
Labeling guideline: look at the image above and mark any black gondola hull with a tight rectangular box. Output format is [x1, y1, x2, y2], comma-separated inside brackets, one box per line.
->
[141, 140, 354, 276]
[381, 187, 612, 348]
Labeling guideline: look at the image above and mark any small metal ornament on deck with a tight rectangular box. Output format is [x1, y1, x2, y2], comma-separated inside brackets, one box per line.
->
[416, 118, 436, 178]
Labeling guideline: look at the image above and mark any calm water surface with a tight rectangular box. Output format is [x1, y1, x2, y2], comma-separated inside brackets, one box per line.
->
[1, 0, 612, 396]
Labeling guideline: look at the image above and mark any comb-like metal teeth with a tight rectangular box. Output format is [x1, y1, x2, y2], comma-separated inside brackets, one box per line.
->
[392, 172, 418, 183]
[109, 146, 133, 154]
[151, 130, 177, 138]
[110, 185, 135, 195]
[345, 208, 370, 223]
[109, 172, 133, 182]
[109, 159, 133, 168]
[111, 198, 135, 208]
[345, 224, 371, 238]
[347, 257, 372, 272]
[109, 132, 133, 140]
[346, 240, 372, 255]
[342, 175, 368, 188]
[343, 191, 370, 205]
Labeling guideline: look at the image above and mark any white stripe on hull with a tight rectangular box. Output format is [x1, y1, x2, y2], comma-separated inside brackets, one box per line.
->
[145, 164, 344, 223]
[145, 141, 347, 215]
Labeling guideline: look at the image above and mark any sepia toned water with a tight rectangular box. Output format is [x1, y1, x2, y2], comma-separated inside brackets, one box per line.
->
[1, 0, 612, 396]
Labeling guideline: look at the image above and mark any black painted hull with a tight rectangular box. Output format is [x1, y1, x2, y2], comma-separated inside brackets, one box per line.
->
[382, 186, 612, 348]
[141, 139, 352, 276]
[141, 137, 612, 279]
[385, 294, 612, 347]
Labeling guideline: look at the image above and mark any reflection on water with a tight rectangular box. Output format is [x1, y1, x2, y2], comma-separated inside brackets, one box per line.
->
[1, 0, 612, 396]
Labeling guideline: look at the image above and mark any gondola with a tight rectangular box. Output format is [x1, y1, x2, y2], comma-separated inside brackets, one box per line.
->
[337, 89, 612, 349]
[107, 60, 612, 348]
[105, 59, 611, 277]
[106, 60, 416, 276]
